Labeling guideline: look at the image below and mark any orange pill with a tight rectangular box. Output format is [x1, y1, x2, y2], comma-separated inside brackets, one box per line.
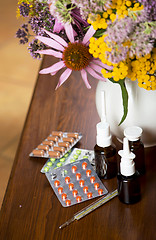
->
[58, 187, 63, 194]
[65, 176, 70, 184]
[65, 199, 71, 206]
[48, 151, 60, 158]
[82, 162, 88, 170]
[72, 165, 77, 173]
[94, 183, 100, 190]
[83, 186, 88, 193]
[67, 133, 79, 139]
[53, 146, 65, 153]
[42, 141, 54, 147]
[54, 180, 60, 187]
[90, 176, 96, 183]
[87, 192, 92, 199]
[76, 196, 82, 203]
[37, 145, 49, 151]
[72, 190, 78, 197]
[76, 173, 81, 180]
[69, 183, 74, 190]
[62, 137, 74, 143]
[58, 142, 70, 148]
[52, 131, 63, 137]
[62, 193, 67, 201]
[86, 169, 92, 177]
[32, 149, 45, 157]
[47, 136, 59, 142]
[98, 189, 103, 195]
[79, 180, 85, 187]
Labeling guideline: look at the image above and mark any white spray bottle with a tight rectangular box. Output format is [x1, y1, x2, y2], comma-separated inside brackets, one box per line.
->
[94, 90, 117, 179]
[117, 137, 141, 204]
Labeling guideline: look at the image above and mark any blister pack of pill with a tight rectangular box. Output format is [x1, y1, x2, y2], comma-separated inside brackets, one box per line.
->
[45, 159, 108, 207]
[41, 148, 95, 173]
[29, 131, 82, 159]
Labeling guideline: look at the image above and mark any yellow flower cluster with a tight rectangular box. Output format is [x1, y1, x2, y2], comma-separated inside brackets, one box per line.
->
[127, 50, 156, 90]
[88, 0, 156, 91]
[89, 36, 156, 89]
[102, 61, 129, 81]
[87, 0, 143, 30]
[89, 35, 129, 81]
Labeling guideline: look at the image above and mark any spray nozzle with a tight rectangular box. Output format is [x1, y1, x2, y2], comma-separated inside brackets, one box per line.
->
[96, 90, 112, 148]
[119, 137, 135, 159]
[101, 90, 107, 123]
[118, 137, 136, 176]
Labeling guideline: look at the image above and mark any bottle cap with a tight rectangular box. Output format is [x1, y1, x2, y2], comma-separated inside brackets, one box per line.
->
[96, 91, 112, 148]
[96, 122, 112, 147]
[124, 126, 143, 141]
[118, 137, 136, 176]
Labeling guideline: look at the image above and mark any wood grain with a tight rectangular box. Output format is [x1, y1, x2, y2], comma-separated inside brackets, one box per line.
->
[0, 56, 156, 240]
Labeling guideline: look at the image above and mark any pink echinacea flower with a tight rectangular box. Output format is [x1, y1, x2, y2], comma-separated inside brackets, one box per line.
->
[36, 24, 108, 89]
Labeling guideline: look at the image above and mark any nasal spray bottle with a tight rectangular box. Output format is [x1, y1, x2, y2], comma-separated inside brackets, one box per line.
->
[117, 137, 141, 204]
[94, 90, 117, 179]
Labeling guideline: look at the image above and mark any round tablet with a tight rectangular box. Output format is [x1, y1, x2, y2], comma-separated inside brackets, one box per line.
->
[58, 187, 63, 194]
[69, 183, 74, 190]
[79, 180, 85, 187]
[65, 176, 70, 184]
[60, 157, 66, 163]
[86, 169, 91, 177]
[94, 183, 100, 190]
[98, 189, 103, 195]
[65, 199, 71, 206]
[83, 186, 88, 193]
[72, 165, 77, 173]
[57, 162, 62, 167]
[73, 154, 78, 160]
[50, 158, 56, 163]
[90, 176, 96, 183]
[62, 193, 67, 201]
[76, 173, 81, 180]
[54, 180, 60, 187]
[87, 192, 92, 199]
[76, 150, 81, 155]
[76, 196, 82, 203]
[70, 159, 75, 163]
[82, 162, 87, 169]
[72, 190, 78, 197]
[47, 161, 52, 167]
[44, 166, 49, 172]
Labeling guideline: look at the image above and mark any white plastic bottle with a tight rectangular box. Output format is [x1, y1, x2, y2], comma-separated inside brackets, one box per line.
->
[117, 137, 141, 204]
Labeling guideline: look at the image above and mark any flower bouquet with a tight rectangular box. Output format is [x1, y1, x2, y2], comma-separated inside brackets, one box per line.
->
[16, 0, 156, 124]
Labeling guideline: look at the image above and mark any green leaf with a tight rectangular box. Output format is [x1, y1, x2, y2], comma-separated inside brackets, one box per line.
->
[109, 78, 128, 125]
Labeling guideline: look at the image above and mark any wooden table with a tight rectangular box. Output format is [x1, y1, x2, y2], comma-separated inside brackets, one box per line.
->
[0, 56, 156, 240]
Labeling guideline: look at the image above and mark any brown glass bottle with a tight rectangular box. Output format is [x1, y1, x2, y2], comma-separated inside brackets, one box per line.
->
[124, 126, 145, 175]
[117, 172, 141, 204]
[129, 139, 145, 175]
[94, 144, 117, 179]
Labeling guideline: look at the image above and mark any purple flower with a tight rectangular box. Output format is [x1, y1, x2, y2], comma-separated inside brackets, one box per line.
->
[16, 24, 29, 44]
[138, 0, 156, 21]
[28, 39, 45, 59]
[18, 3, 30, 17]
[35, 25, 106, 89]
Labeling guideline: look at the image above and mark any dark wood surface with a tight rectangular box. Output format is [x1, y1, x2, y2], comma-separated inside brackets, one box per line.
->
[0, 56, 156, 240]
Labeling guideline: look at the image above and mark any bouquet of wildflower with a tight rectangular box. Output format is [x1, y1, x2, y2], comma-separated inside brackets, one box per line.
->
[16, 0, 156, 124]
